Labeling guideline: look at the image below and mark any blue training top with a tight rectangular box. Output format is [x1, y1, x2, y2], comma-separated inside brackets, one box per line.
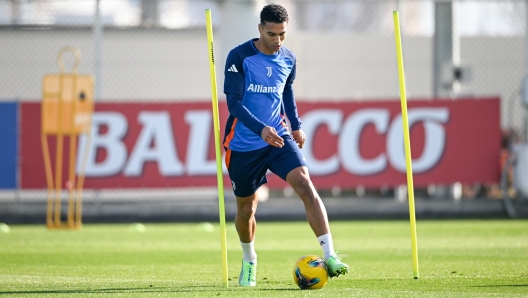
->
[223, 38, 302, 152]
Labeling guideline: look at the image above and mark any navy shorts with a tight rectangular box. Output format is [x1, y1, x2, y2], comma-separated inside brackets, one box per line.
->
[227, 135, 307, 197]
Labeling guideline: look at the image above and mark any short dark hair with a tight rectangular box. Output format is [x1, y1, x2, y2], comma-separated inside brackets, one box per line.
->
[260, 3, 289, 25]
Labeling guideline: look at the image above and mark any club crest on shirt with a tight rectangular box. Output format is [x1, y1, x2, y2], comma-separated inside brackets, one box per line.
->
[266, 67, 272, 77]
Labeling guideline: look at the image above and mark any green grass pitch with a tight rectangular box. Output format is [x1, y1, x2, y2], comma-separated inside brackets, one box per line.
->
[1, 220, 528, 297]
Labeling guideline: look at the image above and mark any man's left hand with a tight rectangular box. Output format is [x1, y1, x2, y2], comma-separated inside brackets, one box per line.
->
[292, 130, 306, 149]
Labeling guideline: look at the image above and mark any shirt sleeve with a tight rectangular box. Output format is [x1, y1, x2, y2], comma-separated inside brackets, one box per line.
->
[282, 62, 302, 131]
[224, 50, 267, 136]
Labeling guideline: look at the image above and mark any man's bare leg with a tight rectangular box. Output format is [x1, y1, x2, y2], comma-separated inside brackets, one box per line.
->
[286, 166, 329, 237]
[235, 193, 259, 286]
[286, 166, 349, 277]
[235, 193, 259, 243]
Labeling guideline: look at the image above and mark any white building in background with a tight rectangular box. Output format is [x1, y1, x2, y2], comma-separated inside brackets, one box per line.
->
[0, 1, 525, 36]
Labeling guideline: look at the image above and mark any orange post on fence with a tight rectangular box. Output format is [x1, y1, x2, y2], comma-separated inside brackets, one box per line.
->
[41, 46, 94, 229]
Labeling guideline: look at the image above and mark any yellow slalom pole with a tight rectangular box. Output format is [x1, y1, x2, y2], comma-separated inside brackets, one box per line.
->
[393, 11, 419, 280]
[205, 9, 229, 288]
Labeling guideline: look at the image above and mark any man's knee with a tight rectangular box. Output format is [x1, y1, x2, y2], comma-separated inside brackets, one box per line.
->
[295, 178, 314, 197]
[236, 195, 258, 220]
[287, 167, 317, 200]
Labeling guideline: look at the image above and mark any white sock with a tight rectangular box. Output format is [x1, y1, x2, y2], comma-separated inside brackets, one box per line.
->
[241, 240, 257, 263]
[317, 233, 335, 261]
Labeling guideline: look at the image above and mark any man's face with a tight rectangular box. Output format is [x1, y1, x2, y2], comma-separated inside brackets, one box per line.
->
[258, 21, 287, 54]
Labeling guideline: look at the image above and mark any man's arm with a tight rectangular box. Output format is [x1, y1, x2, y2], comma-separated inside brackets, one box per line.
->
[226, 93, 284, 148]
[282, 84, 301, 131]
[282, 62, 304, 148]
[224, 49, 267, 136]
[225, 92, 266, 136]
[282, 62, 301, 132]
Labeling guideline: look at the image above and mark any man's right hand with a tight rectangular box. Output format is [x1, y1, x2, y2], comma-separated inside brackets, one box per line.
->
[261, 126, 284, 148]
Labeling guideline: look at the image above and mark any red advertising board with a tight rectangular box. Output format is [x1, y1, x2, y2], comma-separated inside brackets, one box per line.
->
[20, 97, 501, 189]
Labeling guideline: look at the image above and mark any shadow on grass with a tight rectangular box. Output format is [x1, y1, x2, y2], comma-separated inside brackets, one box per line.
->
[471, 284, 528, 288]
[0, 285, 296, 295]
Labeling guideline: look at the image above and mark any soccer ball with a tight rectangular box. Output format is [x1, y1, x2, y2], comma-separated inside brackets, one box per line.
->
[293, 255, 329, 289]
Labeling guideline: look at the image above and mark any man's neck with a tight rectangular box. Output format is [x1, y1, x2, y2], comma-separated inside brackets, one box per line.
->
[253, 39, 275, 55]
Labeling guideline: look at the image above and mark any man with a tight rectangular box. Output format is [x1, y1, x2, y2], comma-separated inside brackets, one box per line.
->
[223, 3, 349, 287]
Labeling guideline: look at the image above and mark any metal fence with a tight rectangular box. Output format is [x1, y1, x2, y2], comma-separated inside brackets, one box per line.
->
[1, 0, 527, 203]
[1, 0, 526, 129]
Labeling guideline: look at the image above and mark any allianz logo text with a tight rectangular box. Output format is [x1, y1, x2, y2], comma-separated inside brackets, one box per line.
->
[246, 83, 281, 93]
